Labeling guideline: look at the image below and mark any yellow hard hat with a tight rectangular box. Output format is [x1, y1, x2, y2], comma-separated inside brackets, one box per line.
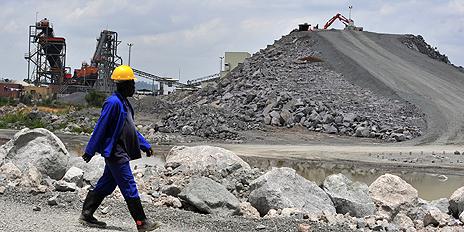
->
[111, 65, 136, 81]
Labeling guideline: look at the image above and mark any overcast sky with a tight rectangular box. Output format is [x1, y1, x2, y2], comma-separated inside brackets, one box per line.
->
[0, 0, 463, 83]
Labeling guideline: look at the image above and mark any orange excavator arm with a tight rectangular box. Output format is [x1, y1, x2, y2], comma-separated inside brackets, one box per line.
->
[323, 13, 351, 29]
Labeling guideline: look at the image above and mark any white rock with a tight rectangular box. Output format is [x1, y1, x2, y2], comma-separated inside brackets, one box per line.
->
[0, 162, 22, 180]
[369, 174, 418, 215]
[62, 166, 84, 187]
[54, 180, 77, 192]
[165, 146, 250, 175]
[20, 166, 42, 187]
[263, 209, 279, 218]
[154, 195, 182, 208]
[281, 208, 304, 219]
[239, 202, 260, 219]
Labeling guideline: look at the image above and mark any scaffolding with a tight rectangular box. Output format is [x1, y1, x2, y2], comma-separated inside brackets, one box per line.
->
[92, 30, 122, 92]
[25, 18, 68, 86]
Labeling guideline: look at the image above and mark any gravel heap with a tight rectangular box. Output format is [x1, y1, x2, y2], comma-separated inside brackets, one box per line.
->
[147, 31, 424, 141]
[400, 34, 451, 64]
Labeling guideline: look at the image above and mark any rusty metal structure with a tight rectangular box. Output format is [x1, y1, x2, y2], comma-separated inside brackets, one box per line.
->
[25, 18, 69, 87]
[25, 18, 178, 95]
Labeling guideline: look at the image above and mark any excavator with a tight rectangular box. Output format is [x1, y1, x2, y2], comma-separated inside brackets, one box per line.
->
[323, 13, 363, 31]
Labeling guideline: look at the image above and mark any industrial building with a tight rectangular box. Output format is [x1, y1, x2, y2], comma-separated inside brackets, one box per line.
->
[221, 52, 251, 77]
[24, 18, 178, 97]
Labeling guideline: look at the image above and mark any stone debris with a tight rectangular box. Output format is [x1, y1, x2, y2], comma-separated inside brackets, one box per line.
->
[62, 166, 84, 187]
[0, 162, 22, 180]
[297, 223, 311, 232]
[0, 128, 70, 180]
[2, 143, 464, 231]
[48, 194, 59, 206]
[369, 173, 418, 217]
[53, 180, 77, 192]
[153, 195, 182, 208]
[238, 202, 260, 219]
[20, 166, 43, 188]
[165, 145, 250, 175]
[430, 197, 450, 214]
[101, 206, 110, 214]
[179, 177, 240, 216]
[400, 34, 450, 64]
[423, 206, 451, 227]
[136, 32, 423, 142]
[248, 167, 335, 216]
[392, 213, 415, 231]
[449, 186, 464, 218]
[322, 173, 375, 217]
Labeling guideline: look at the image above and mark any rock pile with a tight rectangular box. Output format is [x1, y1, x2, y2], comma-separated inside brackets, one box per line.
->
[0, 105, 99, 135]
[141, 31, 423, 141]
[3, 136, 464, 230]
[400, 34, 451, 64]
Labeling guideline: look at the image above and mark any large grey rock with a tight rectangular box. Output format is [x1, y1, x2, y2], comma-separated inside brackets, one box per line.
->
[0, 128, 70, 180]
[249, 167, 335, 216]
[179, 177, 240, 216]
[69, 156, 105, 184]
[369, 174, 418, 215]
[322, 173, 375, 217]
[165, 146, 250, 175]
[62, 167, 84, 187]
[449, 186, 464, 217]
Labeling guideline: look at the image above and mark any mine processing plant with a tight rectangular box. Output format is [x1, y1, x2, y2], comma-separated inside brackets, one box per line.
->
[66, 30, 123, 93]
[25, 18, 183, 95]
[24, 18, 69, 87]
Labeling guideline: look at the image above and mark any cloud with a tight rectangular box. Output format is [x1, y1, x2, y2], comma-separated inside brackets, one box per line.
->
[0, 0, 462, 81]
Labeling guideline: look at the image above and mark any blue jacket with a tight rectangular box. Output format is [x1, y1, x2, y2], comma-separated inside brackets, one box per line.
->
[85, 92, 151, 158]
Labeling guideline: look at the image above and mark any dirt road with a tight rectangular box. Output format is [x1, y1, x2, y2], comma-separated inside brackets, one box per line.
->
[317, 30, 464, 145]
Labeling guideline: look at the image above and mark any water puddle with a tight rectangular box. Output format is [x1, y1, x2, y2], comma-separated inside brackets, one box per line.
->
[243, 157, 464, 201]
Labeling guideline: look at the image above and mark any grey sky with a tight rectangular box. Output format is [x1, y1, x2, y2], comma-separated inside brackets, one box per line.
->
[0, 0, 463, 82]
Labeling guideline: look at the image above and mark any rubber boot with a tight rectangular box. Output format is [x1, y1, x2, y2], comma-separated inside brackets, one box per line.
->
[126, 198, 161, 232]
[79, 190, 107, 228]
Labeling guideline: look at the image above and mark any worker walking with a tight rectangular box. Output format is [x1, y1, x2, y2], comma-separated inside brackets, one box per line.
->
[79, 65, 160, 231]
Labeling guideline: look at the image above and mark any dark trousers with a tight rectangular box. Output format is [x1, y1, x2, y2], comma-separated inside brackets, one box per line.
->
[93, 160, 139, 199]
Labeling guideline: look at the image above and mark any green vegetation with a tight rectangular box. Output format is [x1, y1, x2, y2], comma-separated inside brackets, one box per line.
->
[85, 91, 107, 107]
[0, 97, 16, 106]
[71, 126, 94, 134]
[0, 111, 45, 129]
